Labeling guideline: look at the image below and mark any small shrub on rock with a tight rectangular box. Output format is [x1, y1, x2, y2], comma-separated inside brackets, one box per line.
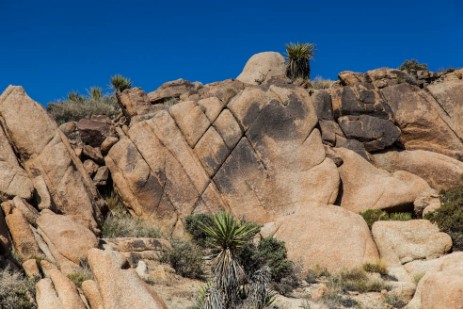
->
[159, 239, 205, 279]
[185, 213, 214, 246]
[338, 268, 389, 293]
[305, 265, 330, 284]
[385, 293, 407, 308]
[426, 185, 463, 250]
[362, 261, 387, 275]
[360, 209, 412, 228]
[398, 59, 428, 73]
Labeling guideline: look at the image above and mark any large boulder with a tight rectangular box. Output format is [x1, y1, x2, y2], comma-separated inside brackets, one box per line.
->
[373, 149, 463, 190]
[372, 220, 452, 266]
[236, 52, 286, 85]
[273, 203, 379, 272]
[148, 79, 202, 104]
[407, 252, 463, 309]
[381, 83, 463, 160]
[427, 79, 463, 140]
[37, 211, 98, 264]
[0, 86, 103, 231]
[335, 147, 432, 213]
[337, 114, 401, 151]
[76, 115, 111, 147]
[106, 84, 340, 235]
[87, 248, 167, 309]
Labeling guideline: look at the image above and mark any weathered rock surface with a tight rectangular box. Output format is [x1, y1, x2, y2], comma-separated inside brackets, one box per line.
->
[37, 211, 98, 264]
[5, 208, 42, 259]
[373, 149, 463, 190]
[407, 252, 463, 309]
[148, 79, 202, 104]
[76, 115, 111, 147]
[372, 220, 452, 266]
[236, 52, 286, 85]
[36, 278, 64, 309]
[381, 83, 463, 160]
[273, 203, 379, 272]
[0, 86, 103, 231]
[335, 147, 432, 213]
[87, 248, 168, 309]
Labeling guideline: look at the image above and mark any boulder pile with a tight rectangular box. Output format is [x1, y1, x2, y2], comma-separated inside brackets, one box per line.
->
[0, 52, 463, 308]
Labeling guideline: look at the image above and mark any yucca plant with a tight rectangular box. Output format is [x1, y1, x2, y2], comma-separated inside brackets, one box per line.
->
[285, 42, 315, 80]
[110, 75, 132, 92]
[199, 212, 261, 308]
[67, 91, 86, 103]
[90, 87, 103, 101]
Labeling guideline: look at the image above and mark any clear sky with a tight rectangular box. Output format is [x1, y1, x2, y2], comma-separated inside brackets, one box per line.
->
[1, 0, 462, 104]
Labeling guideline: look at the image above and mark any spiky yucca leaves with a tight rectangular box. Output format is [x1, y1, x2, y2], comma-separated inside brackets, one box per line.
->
[248, 266, 276, 309]
[110, 75, 132, 92]
[199, 212, 261, 308]
[90, 87, 103, 101]
[285, 42, 315, 80]
[197, 282, 225, 309]
[67, 91, 85, 103]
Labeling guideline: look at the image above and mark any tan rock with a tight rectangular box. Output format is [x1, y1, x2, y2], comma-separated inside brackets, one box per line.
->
[93, 166, 109, 186]
[213, 109, 242, 149]
[101, 136, 119, 154]
[37, 212, 98, 264]
[23, 259, 40, 278]
[148, 79, 202, 104]
[83, 145, 104, 165]
[336, 147, 432, 213]
[116, 238, 169, 253]
[373, 149, 463, 191]
[338, 71, 366, 86]
[0, 86, 102, 231]
[381, 83, 463, 160]
[0, 125, 34, 199]
[45, 265, 86, 309]
[87, 248, 168, 309]
[117, 87, 152, 117]
[274, 203, 379, 272]
[197, 96, 224, 122]
[5, 208, 42, 259]
[237, 52, 286, 85]
[0, 209, 11, 253]
[83, 159, 99, 176]
[12, 196, 39, 226]
[82, 280, 104, 309]
[32, 175, 52, 210]
[407, 252, 463, 309]
[427, 80, 463, 140]
[372, 220, 452, 266]
[36, 278, 64, 309]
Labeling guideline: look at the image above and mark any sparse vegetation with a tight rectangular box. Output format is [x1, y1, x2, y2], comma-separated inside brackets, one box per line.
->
[305, 265, 330, 284]
[185, 213, 214, 246]
[159, 239, 205, 279]
[363, 261, 387, 275]
[67, 258, 93, 287]
[360, 209, 412, 228]
[398, 59, 428, 73]
[336, 268, 389, 293]
[101, 194, 161, 238]
[385, 293, 407, 308]
[311, 76, 335, 89]
[47, 88, 119, 124]
[111, 75, 132, 92]
[426, 184, 463, 250]
[285, 42, 315, 80]
[413, 273, 425, 284]
[0, 268, 37, 309]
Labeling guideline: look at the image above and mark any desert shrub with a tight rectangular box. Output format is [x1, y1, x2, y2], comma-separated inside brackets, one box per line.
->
[413, 273, 424, 284]
[305, 265, 330, 284]
[0, 268, 37, 309]
[285, 42, 315, 80]
[322, 276, 359, 308]
[337, 268, 389, 293]
[102, 194, 161, 238]
[426, 185, 463, 250]
[67, 271, 92, 288]
[47, 91, 119, 125]
[311, 77, 335, 89]
[398, 59, 428, 72]
[385, 293, 407, 308]
[159, 239, 205, 279]
[360, 209, 412, 228]
[111, 75, 132, 92]
[185, 213, 214, 246]
[362, 261, 387, 275]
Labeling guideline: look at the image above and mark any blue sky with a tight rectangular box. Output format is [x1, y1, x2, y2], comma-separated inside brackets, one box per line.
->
[1, 0, 462, 104]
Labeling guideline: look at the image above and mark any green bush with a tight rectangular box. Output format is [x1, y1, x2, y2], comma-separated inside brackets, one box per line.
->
[111, 75, 132, 92]
[385, 293, 407, 308]
[305, 265, 330, 284]
[0, 268, 37, 309]
[185, 213, 214, 246]
[159, 239, 205, 279]
[398, 59, 428, 72]
[360, 209, 412, 228]
[285, 42, 315, 80]
[362, 261, 387, 275]
[47, 91, 119, 125]
[426, 185, 463, 250]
